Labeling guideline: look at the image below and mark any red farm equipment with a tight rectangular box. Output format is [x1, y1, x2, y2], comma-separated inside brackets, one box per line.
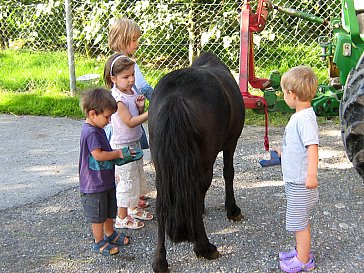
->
[238, 0, 364, 179]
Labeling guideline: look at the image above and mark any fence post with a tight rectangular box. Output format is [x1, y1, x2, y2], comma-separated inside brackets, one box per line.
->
[65, 0, 76, 96]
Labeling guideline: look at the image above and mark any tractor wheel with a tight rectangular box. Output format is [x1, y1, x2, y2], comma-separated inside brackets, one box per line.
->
[340, 53, 364, 179]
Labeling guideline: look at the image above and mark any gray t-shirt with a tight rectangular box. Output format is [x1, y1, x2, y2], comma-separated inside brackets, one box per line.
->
[281, 107, 319, 184]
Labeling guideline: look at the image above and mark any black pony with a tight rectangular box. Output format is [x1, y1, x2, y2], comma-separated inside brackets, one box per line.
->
[148, 52, 245, 273]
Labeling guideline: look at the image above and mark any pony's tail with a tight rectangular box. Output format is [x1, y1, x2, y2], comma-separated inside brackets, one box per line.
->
[153, 96, 203, 243]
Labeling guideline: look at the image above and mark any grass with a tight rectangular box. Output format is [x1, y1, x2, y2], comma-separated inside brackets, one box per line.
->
[0, 48, 338, 125]
[0, 49, 167, 119]
[0, 92, 82, 118]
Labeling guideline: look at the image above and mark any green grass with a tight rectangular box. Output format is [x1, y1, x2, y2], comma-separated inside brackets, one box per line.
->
[0, 48, 338, 125]
[0, 49, 165, 119]
[0, 50, 70, 93]
[0, 92, 83, 118]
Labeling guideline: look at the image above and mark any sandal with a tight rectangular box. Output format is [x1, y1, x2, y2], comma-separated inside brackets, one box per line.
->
[279, 249, 314, 261]
[280, 256, 315, 273]
[115, 215, 144, 229]
[92, 239, 119, 256]
[129, 208, 153, 221]
[105, 231, 130, 246]
[137, 199, 150, 209]
[139, 195, 149, 200]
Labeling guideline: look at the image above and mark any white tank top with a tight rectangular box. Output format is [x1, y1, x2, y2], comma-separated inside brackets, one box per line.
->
[110, 86, 142, 145]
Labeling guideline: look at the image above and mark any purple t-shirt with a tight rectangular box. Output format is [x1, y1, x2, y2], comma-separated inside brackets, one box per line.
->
[79, 123, 115, 193]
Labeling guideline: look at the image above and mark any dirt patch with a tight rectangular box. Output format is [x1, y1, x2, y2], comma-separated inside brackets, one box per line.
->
[0, 114, 363, 272]
[0, 114, 82, 210]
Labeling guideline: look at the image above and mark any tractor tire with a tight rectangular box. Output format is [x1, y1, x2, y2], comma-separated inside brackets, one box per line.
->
[340, 52, 364, 179]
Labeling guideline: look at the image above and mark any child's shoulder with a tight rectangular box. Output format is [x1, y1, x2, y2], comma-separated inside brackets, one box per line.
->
[81, 122, 103, 136]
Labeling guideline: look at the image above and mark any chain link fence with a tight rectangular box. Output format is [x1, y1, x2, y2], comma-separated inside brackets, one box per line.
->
[0, 0, 341, 93]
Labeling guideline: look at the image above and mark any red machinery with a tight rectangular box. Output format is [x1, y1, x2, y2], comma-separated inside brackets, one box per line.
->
[239, 0, 272, 150]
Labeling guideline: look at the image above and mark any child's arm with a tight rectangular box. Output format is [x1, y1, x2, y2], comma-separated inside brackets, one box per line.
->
[117, 101, 148, 128]
[306, 144, 319, 189]
[134, 63, 153, 100]
[91, 148, 123, 161]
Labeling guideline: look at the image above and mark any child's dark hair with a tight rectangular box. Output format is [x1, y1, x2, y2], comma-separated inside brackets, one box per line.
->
[104, 53, 135, 88]
[80, 88, 118, 116]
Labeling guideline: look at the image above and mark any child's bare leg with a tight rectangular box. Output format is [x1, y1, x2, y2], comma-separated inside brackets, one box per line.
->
[92, 222, 104, 243]
[118, 207, 128, 219]
[295, 224, 311, 263]
[104, 218, 115, 236]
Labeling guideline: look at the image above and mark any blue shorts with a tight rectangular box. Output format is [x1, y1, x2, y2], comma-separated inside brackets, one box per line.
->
[81, 188, 117, 223]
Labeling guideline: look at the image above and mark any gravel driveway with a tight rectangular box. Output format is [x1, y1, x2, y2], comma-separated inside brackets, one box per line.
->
[0, 114, 363, 273]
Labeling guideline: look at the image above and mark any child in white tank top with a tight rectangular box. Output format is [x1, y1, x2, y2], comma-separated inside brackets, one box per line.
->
[104, 53, 153, 229]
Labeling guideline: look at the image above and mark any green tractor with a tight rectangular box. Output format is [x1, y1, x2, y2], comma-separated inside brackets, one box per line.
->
[338, 0, 364, 179]
[239, 0, 364, 178]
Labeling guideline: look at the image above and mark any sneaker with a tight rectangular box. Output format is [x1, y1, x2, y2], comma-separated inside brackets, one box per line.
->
[279, 249, 314, 260]
[280, 256, 315, 273]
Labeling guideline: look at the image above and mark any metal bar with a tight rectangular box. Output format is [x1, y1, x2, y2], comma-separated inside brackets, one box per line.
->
[274, 5, 328, 25]
[65, 0, 76, 96]
[239, 2, 250, 96]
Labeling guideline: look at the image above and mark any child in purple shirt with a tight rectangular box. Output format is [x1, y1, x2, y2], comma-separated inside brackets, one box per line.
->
[79, 88, 130, 256]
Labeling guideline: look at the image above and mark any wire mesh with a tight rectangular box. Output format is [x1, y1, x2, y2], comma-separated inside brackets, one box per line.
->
[0, 0, 341, 93]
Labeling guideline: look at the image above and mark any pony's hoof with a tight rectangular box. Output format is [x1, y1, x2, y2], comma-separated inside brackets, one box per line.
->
[153, 266, 170, 273]
[194, 249, 220, 260]
[209, 250, 220, 259]
[228, 212, 244, 222]
[152, 259, 169, 273]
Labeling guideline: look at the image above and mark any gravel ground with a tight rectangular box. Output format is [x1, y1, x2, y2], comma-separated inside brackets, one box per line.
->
[0, 115, 363, 273]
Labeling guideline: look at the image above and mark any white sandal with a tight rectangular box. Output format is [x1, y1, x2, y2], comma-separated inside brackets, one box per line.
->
[129, 208, 153, 221]
[115, 215, 144, 229]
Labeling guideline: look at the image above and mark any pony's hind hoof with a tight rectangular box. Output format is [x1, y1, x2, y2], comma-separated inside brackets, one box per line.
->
[153, 266, 170, 273]
[194, 249, 220, 260]
[209, 250, 220, 259]
[228, 212, 244, 222]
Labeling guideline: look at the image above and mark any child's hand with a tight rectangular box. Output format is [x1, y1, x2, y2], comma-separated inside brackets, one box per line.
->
[135, 95, 145, 108]
[305, 176, 318, 189]
[118, 149, 124, 159]
[129, 147, 136, 158]
[272, 147, 282, 157]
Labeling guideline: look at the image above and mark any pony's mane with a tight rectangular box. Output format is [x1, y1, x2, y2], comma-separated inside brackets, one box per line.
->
[191, 52, 230, 73]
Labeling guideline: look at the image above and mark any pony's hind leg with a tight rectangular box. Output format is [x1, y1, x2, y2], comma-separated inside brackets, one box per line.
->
[193, 169, 219, 259]
[223, 147, 243, 221]
[193, 215, 219, 259]
[152, 209, 169, 273]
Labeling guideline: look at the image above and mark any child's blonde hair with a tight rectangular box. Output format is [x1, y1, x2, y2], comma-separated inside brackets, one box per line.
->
[103, 53, 135, 88]
[281, 66, 318, 102]
[108, 18, 141, 52]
